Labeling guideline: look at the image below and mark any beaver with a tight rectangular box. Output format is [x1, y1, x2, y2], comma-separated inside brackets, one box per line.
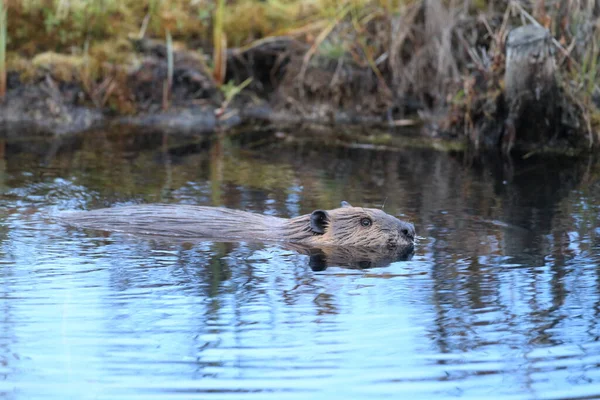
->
[59, 201, 415, 249]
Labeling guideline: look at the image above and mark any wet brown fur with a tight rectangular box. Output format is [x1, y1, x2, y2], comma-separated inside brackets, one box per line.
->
[59, 203, 415, 248]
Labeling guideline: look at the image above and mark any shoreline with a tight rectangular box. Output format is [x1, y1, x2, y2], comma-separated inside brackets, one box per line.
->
[2, 1, 600, 155]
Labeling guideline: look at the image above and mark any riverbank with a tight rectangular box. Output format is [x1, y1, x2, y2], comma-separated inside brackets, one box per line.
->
[2, 1, 600, 154]
[2, 35, 406, 135]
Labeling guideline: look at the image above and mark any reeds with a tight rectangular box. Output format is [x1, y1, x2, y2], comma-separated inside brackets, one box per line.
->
[0, 0, 6, 101]
[163, 28, 173, 110]
[212, 0, 226, 85]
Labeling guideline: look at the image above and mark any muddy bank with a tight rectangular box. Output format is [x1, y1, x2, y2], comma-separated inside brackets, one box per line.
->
[1, 36, 401, 137]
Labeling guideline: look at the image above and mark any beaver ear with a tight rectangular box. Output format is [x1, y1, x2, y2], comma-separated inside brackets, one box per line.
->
[341, 201, 352, 208]
[310, 210, 330, 234]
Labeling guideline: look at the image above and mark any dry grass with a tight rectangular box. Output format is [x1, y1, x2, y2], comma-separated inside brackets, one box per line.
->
[442, 0, 600, 147]
[0, 0, 5, 100]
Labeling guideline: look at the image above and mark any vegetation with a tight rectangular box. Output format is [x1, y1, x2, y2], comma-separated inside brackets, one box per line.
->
[0, 0, 5, 99]
[2, 0, 600, 149]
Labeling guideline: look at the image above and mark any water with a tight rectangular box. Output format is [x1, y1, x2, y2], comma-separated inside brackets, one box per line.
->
[0, 127, 599, 399]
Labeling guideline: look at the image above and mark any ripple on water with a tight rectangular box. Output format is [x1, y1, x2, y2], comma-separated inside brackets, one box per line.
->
[0, 134, 600, 399]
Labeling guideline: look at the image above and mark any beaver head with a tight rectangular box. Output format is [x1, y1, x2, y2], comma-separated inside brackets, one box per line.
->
[303, 201, 415, 249]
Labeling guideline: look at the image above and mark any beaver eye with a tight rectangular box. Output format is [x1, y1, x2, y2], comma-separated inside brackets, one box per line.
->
[360, 218, 372, 227]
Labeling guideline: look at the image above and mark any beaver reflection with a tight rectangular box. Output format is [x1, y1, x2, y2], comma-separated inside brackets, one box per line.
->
[289, 243, 415, 271]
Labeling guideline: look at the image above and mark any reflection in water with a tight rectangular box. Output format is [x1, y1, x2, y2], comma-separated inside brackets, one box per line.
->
[0, 128, 599, 398]
[289, 243, 415, 271]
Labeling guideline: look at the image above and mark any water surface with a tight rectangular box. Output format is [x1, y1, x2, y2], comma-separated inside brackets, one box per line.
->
[0, 128, 599, 399]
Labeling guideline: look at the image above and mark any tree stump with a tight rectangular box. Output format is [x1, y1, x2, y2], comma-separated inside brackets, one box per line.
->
[503, 25, 558, 154]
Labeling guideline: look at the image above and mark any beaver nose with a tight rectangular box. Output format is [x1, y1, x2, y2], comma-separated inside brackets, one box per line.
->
[398, 222, 415, 241]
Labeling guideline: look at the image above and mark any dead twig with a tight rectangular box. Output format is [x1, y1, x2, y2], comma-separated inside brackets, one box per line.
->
[297, 5, 351, 97]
